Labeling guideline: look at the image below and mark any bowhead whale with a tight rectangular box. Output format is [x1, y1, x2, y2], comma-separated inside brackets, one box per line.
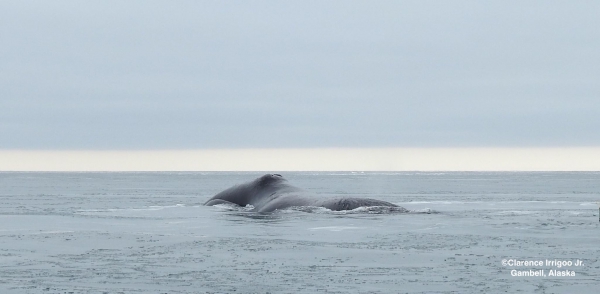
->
[205, 174, 406, 213]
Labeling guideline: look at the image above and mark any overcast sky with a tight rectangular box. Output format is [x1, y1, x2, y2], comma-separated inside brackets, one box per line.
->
[1, 1, 599, 150]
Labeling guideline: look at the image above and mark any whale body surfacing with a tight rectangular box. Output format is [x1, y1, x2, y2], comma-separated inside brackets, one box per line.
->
[204, 174, 407, 213]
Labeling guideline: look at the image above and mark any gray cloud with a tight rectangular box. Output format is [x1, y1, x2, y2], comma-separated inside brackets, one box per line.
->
[1, 0, 599, 149]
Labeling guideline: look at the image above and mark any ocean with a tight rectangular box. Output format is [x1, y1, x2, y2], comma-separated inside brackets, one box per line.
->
[1, 172, 598, 293]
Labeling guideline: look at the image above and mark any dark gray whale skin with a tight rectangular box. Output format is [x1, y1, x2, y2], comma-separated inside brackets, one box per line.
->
[204, 174, 406, 213]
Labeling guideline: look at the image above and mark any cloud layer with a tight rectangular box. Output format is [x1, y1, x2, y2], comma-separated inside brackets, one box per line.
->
[2, 1, 599, 149]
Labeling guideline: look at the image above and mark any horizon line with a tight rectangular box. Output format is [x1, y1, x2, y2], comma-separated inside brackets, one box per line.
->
[2, 147, 600, 172]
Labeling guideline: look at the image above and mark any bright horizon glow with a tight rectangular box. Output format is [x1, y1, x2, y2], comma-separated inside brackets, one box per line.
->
[1, 148, 599, 171]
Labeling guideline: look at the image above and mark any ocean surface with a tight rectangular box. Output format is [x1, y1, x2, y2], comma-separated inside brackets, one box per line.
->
[1, 172, 598, 294]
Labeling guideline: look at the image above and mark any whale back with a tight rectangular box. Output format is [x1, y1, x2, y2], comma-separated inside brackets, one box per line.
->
[205, 174, 297, 208]
[205, 174, 404, 213]
[317, 197, 403, 211]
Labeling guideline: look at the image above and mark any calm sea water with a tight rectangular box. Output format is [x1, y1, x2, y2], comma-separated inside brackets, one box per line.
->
[1, 172, 598, 293]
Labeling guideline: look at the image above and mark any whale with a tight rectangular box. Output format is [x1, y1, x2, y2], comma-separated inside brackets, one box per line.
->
[204, 174, 407, 213]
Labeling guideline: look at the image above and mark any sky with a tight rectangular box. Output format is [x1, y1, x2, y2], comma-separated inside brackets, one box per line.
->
[1, 1, 599, 170]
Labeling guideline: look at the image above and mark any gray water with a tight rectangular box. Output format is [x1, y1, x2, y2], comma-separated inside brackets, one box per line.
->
[1, 172, 598, 294]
